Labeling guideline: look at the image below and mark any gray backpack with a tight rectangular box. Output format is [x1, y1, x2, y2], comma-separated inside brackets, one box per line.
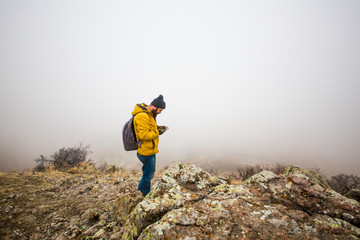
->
[122, 105, 148, 151]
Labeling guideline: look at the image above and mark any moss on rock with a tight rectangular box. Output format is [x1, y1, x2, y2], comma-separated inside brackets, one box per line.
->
[283, 165, 328, 188]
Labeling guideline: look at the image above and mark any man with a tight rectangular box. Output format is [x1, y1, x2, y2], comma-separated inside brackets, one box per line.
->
[131, 95, 167, 196]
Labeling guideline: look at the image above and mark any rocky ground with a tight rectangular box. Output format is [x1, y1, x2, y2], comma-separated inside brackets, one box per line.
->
[116, 163, 360, 240]
[1, 162, 359, 240]
[0, 163, 152, 240]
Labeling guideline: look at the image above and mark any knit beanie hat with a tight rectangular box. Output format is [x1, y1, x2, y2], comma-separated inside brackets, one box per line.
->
[151, 95, 166, 109]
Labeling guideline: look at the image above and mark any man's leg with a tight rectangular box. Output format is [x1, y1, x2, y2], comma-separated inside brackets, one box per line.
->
[137, 153, 156, 196]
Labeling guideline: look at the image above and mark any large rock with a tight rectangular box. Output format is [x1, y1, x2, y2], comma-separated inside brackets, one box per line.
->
[118, 163, 360, 239]
[112, 191, 143, 225]
[283, 165, 329, 188]
[120, 162, 225, 239]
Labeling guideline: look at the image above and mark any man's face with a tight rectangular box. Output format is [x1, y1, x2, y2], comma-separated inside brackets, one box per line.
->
[156, 108, 164, 115]
[151, 107, 164, 119]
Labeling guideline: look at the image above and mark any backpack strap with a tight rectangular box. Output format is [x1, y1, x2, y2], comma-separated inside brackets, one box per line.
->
[133, 110, 149, 145]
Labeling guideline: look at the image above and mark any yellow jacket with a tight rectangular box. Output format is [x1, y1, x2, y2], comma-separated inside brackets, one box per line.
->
[131, 103, 159, 156]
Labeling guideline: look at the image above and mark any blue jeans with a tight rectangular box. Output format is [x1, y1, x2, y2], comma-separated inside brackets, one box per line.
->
[137, 153, 156, 196]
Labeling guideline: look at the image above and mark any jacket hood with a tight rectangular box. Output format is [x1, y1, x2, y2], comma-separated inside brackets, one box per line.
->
[131, 103, 150, 115]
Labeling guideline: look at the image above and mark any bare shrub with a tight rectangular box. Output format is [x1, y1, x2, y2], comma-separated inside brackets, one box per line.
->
[327, 174, 360, 195]
[235, 164, 264, 181]
[203, 166, 218, 175]
[33, 155, 51, 172]
[97, 162, 109, 172]
[34, 144, 92, 171]
[228, 162, 290, 181]
[269, 162, 288, 175]
[51, 144, 91, 169]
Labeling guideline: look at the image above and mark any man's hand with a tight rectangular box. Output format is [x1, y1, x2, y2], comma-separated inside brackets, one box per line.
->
[157, 126, 169, 135]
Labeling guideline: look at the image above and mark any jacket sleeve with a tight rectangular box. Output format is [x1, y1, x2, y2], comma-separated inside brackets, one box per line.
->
[135, 113, 159, 141]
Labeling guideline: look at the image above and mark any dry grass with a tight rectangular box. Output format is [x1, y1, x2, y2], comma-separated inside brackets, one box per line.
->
[0, 165, 142, 239]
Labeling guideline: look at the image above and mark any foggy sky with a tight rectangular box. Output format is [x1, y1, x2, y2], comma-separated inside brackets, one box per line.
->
[1, 0, 360, 175]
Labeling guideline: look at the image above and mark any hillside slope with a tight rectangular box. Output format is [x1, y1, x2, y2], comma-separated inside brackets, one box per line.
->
[1, 163, 359, 239]
[0, 165, 143, 239]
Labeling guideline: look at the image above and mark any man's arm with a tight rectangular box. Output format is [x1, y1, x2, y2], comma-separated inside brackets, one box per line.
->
[135, 113, 159, 141]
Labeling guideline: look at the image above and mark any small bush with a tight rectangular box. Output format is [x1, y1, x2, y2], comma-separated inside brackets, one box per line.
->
[327, 173, 360, 195]
[51, 144, 91, 169]
[203, 166, 217, 175]
[234, 164, 264, 181]
[97, 162, 108, 172]
[33, 155, 51, 172]
[229, 162, 289, 181]
[269, 162, 288, 175]
[34, 144, 92, 171]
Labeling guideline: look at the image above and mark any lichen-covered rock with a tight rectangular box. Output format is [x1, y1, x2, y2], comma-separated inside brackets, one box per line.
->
[245, 170, 278, 183]
[283, 165, 329, 188]
[244, 170, 360, 228]
[121, 162, 225, 239]
[112, 190, 143, 225]
[92, 228, 108, 239]
[122, 163, 360, 239]
[141, 189, 358, 239]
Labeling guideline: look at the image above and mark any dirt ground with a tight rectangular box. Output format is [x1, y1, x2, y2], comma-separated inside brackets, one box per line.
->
[0, 161, 238, 240]
[0, 163, 147, 240]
